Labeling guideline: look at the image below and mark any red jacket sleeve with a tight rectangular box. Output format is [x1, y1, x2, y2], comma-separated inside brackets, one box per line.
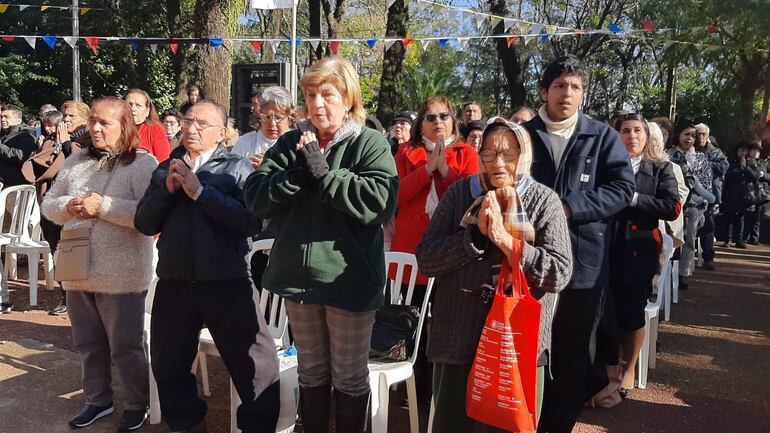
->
[149, 124, 171, 162]
[435, 145, 479, 197]
[396, 145, 431, 208]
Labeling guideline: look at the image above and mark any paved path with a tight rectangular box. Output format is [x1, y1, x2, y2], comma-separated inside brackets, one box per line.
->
[1, 244, 769, 433]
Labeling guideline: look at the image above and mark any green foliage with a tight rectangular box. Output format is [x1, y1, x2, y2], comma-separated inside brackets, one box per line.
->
[0, 54, 58, 110]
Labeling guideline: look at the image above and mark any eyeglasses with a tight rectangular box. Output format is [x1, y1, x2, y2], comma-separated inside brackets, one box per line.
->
[180, 119, 223, 131]
[424, 112, 451, 123]
[257, 114, 290, 124]
[479, 149, 521, 163]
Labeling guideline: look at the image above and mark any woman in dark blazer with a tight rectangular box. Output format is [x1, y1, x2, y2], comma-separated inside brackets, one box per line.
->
[612, 113, 680, 393]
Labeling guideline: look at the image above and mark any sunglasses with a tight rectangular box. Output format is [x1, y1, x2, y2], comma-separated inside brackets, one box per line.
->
[424, 112, 452, 123]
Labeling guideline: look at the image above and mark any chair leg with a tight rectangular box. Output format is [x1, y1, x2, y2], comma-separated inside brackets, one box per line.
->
[637, 314, 650, 389]
[672, 260, 679, 304]
[44, 252, 54, 290]
[27, 253, 38, 306]
[427, 397, 435, 433]
[8, 252, 17, 280]
[649, 316, 659, 369]
[370, 373, 389, 433]
[405, 375, 420, 433]
[230, 378, 242, 433]
[199, 353, 211, 397]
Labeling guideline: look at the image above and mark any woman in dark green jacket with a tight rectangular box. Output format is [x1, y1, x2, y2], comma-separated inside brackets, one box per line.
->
[243, 56, 398, 433]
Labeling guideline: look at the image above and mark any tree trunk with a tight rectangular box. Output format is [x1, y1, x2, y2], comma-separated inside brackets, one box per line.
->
[308, 0, 323, 61]
[489, 0, 526, 110]
[376, 0, 409, 124]
[167, 0, 187, 101]
[761, 63, 770, 122]
[194, 0, 233, 109]
[736, 55, 764, 137]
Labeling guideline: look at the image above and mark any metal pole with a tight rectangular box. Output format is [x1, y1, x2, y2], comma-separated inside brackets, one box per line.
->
[72, 0, 81, 101]
[290, 0, 298, 104]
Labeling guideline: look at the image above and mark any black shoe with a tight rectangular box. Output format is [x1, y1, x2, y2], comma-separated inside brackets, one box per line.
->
[69, 403, 114, 428]
[702, 261, 716, 271]
[118, 409, 147, 432]
[49, 301, 67, 315]
[0, 302, 12, 314]
[299, 385, 331, 433]
[720, 241, 731, 248]
[736, 242, 748, 249]
[335, 390, 369, 433]
[748, 240, 759, 245]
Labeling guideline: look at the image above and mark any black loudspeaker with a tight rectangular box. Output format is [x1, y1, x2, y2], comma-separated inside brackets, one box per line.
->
[231, 63, 291, 134]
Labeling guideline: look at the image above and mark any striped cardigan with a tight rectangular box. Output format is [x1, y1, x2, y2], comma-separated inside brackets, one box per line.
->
[416, 177, 573, 365]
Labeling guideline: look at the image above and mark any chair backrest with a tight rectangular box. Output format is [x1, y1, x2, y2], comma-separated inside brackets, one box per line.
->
[384, 251, 419, 305]
[144, 239, 160, 315]
[651, 234, 675, 309]
[0, 185, 38, 238]
[408, 277, 435, 366]
[248, 239, 290, 349]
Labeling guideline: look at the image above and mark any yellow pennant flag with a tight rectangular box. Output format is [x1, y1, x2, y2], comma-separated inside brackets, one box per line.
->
[80, 7, 91, 15]
[41, 5, 50, 11]
[0, 4, 9, 13]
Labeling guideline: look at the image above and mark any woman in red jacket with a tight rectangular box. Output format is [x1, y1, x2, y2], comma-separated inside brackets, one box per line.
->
[391, 95, 478, 405]
[125, 89, 171, 162]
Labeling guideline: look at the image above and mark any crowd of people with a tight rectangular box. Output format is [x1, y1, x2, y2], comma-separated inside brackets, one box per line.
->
[0, 54, 769, 433]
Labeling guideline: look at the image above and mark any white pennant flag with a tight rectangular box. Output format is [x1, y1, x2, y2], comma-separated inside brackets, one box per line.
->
[421, 39, 431, 52]
[415, 0, 429, 13]
[63, 37, 77, 48]
[231, 40, 243, 51]
[503, 18, 516, 32]
[523, 36, 534, 46]
[457, 37, 469, 50]
[150, 44, 158, 53]
[384, 40, 396, 50]
[250, 0, 297, 9]
[475, 13, 487, 28]
[24, 36, 36, 48]
[386, 0, 397, 8]
[530, 23, 544, 35]
[269, 40, 280, 53]
[19, 5, 29, 11]
[309, 40, 320, 50]
[190, 43, 197, 49]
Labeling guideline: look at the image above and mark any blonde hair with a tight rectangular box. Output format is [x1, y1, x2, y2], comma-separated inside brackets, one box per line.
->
[299, 56, 366, 124]
[60, 100, 90, 120]
[645, 122, 669, 163]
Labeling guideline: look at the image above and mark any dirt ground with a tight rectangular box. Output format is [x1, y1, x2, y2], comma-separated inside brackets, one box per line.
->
[1, 243, 769, 433]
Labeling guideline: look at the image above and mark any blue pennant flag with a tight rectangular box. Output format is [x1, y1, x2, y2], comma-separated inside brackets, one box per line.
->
[42, 35, 57, 49]
[540, 33, 550, 43]
[294, 37, 302, 48]
[209, 38, 223, 49]
[131, 43, 141, 52]
[367, 38, 377, 49]
[439, 38, 449, 48]
[609, 21, 622, 34]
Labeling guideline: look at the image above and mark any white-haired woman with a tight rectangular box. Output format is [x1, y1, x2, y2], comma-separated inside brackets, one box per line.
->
[233, 86, 296, 169]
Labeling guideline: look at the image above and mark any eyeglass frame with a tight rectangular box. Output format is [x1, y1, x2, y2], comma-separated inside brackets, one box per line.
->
[423, 112, 452, 123]
[257, 113, 292, 124]
[180, 118, 225, 132]
[478, 148, 521, 163]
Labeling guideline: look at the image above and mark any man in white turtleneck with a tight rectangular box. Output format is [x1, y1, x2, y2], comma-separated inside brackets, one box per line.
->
[524, 56, 635, 433]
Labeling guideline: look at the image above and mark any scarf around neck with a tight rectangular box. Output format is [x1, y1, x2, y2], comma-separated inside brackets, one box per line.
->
[421, 135, 456, 152]
[538, 104, 579, 140]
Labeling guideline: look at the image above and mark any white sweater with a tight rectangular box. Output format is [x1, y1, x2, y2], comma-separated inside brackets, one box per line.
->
[42, 149, 158, 294]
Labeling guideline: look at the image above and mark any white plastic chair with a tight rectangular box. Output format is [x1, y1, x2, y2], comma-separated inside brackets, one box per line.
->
[671, 259, 680, 304]
[0, 186, 46, 305]
[144, 241, 162, 425]
[369, 252, 435, 433]
[637, 234, 674, 389]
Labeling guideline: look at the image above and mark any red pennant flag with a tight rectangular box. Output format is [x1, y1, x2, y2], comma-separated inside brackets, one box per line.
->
[643, 17, 656, 32]
[170, 43, 179, 54]
[401, 37, 415, 48]
[1, 36, 15, 42]
[250, 40, 262, 52]
[506, 36, 518, 48]
[707, 25, 718, 34]
[329, 40, 340, 55]
[84, 36, 99, 53]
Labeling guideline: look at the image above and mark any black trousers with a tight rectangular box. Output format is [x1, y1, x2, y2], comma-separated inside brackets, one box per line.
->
[538, 286, 604, 433]
[744, 206, 762, 243]
[40, 215, 66, 303]
[697, 209, 716, 263]
[150, 278, 279, 433]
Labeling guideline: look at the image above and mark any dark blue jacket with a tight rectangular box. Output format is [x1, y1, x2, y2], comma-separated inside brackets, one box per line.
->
[135, 144, 260, 282]
[524, 113, 635, 289]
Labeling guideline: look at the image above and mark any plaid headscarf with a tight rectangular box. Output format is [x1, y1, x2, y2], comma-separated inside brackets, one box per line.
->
[462, 117, 535, 242]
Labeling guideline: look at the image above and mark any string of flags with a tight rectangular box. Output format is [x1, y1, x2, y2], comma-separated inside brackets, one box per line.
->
[0, 3, 98, 14]
[0, 27, 762, 56]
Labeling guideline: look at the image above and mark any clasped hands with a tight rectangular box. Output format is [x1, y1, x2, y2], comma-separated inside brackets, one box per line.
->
[477, 188, 516, 255]
[66, 193, 103, 219]
[165, 158, 203, 198]
[291, 131, 329, 187]
[424, 132, 450, 178]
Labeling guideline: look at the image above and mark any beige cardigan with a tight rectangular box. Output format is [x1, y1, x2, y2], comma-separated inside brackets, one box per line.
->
[42, 149, 158, 294]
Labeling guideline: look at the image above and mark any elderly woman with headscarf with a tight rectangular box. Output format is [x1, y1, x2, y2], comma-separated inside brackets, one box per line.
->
[244, 57, 398, 433]
[415, 118, 573, 432]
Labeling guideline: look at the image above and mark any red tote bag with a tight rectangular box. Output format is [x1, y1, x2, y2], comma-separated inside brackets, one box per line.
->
[466, 242, 542, 432]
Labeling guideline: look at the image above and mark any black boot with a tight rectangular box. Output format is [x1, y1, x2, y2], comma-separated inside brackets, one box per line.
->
[299, 385, 331, 433]
[334, 390, 369, 433]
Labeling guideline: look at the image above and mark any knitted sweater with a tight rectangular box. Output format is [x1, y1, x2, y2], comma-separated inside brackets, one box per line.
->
[41, 149, 158, 294]
[415, 178, 573, 366]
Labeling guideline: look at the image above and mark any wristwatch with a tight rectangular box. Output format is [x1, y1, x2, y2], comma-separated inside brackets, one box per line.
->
[192, 185, 204, 201]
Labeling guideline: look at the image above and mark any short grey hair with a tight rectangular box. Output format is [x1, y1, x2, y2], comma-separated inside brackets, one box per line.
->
[694, 123, 710, 135]
[258, 86, 294, 113]
[39, 104, 57, 116]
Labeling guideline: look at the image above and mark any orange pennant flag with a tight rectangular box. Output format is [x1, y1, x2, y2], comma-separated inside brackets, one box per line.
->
[80, 7, 91, 15]
[0, 5, 9, 14]
[506, 36, 518, 47]
[250, 40, 262, 52]
[401, 37, 415, 48]
[84, 36, 99, 53]
[40, 5, 49, 11]
[329, 40, 340, 54]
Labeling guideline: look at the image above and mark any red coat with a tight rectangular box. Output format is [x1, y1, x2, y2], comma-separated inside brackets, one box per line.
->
[138, 122, 171, 162]
[390, 141, 479, 284]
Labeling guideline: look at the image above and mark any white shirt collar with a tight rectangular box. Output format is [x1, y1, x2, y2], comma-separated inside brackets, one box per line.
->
[631, 155, 642, 174]
[184, 146, 218, 173]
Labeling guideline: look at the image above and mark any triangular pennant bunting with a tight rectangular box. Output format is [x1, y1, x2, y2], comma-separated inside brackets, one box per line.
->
[530, 23, 543, 35]
[609, 21, 622, 34]
[415, 0, 429, 13]
[170, 43, 179, 54]
[421, 39, 431, 52]
[209, 37, 223, 49]
[268, 40, 279, 53]
[546, 24, 557, 35]
[519, 22, 531, 34]
[309, 40, 320, 50]
[150, 44, 158, 53]
[250, 40, 262, 52]
[63, 37, 77, 48]
[490, 16, 501, 30]
[1, 36, 14, 42]
[401, 37, 414, 48]
[707, 25, 718, 34]
[457, 37, 469, 49]
[84, 36, 99, 53]
[23, 36, 36, 48]
[540, 33, 550, 43]
[439, 38, 449, 49]
[475, 13, 487, 28]
[40, 5, 50, 12]
[643, 17, 655, 32]
[367, 38, 377, 49]
[0, 4, 8, 14]
[19, 5, 29, 11]
[506, 36, 518, 48]
[384, 40, 396, 50]
[386, 0, 397, 9]
[329, 40, 340, 54]
[81, 7, 91, 15]
[503, 18, 516, 32]
[131, 42, 141, 52]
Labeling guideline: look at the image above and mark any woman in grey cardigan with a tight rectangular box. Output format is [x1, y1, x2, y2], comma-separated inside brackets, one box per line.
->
[42, 97, 157, 432]
[416, 118, 572, 432]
